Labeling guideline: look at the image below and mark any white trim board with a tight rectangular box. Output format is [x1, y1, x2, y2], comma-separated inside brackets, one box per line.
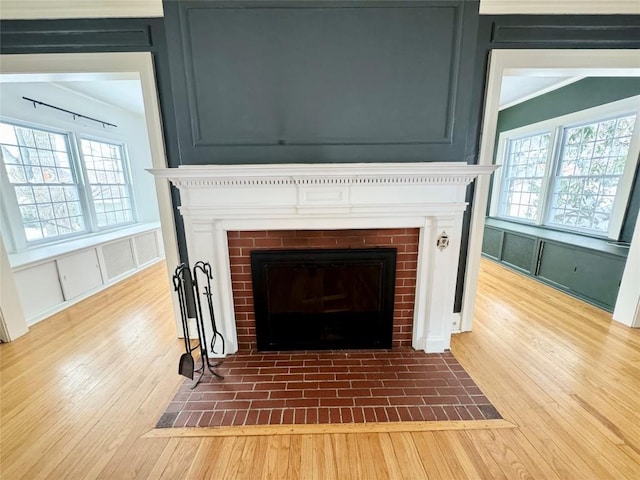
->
[614, 213, 640, 328]
[0, 236, 27, 341]
[0, 0, 163, 19]
[480, 0, 640, 15]
[461, 49, 640, 334]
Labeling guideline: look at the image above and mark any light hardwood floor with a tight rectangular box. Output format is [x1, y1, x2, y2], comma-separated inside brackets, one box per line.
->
[1, 258, 639, 479]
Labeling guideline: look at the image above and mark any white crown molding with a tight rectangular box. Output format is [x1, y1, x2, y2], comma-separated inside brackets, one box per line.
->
[0, 0, 163, 20]
[480, 0, 640, 15]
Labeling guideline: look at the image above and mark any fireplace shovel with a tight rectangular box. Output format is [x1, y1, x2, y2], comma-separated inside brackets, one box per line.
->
[174, 265, 195, 379]
[179, 340, 195, 380]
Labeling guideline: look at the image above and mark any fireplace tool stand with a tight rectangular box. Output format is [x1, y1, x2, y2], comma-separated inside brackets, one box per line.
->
[173, 262, 225, 389]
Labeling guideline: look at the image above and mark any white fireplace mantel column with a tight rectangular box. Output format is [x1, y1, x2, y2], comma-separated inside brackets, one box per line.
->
[151, 162, 496, 355]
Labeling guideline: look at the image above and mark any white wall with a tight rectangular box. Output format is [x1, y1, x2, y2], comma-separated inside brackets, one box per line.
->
[0, 80, 160, 251]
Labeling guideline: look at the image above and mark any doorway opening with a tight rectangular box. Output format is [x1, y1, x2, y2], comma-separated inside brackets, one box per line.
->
[0, 52, 180, 339]
[463, 49, 640, 330]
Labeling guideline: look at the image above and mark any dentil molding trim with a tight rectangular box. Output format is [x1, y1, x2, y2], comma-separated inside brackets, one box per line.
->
[150, 163, 496, 188]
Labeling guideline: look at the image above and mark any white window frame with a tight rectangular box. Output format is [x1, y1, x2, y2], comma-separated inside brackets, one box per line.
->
[0, 118, 137, 251]
[490, 95, 640, 239]
[78, 135, 136, 230]
[494, 128, 558, 224]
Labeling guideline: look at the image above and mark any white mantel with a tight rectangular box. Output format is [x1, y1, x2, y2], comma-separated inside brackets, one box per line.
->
[151, 162, 496, 355]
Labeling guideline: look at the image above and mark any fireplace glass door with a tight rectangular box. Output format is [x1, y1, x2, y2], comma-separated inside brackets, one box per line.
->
[251, 248, 396, 351]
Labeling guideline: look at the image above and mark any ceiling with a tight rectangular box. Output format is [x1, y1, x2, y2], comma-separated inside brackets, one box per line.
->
[0, 74, 146, 116]
[499, 76, 583, 110]
[57, 80, 145, 116]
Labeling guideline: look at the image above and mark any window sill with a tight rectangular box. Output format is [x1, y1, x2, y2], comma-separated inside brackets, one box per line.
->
[485, 217, 629, 258]
[9, 222, 161, 270]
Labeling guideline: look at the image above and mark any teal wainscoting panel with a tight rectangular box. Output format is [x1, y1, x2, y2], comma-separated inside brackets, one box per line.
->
[481, 226, 503, 260]
[537, 242, 626, 310]
[501, 232, 536, 273]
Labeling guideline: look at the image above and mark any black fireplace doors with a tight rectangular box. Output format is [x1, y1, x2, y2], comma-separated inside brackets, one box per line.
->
[251, 248, 396, 351]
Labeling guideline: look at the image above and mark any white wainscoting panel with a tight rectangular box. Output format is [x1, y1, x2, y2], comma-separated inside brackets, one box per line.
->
[57, 249, 103, 300]
[134, 231, 160, 266]
[10, 225, 163, 325]
[13, 261, 64, 319]
[102, 239, 136, 280]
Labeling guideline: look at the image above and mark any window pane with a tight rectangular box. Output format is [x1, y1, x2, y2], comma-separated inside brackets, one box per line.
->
[0, 123, 18, 145]
[80, 139, 134, 228]
[548, 114, 636, 234]
[500, 132, 550, 222]
[1, 122, 86, 242]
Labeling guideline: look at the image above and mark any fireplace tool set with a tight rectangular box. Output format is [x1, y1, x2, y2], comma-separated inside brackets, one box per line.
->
[173, 261, 225, 389]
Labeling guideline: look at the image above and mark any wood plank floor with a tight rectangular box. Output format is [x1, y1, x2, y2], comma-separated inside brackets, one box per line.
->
[1, 258, 639, 479]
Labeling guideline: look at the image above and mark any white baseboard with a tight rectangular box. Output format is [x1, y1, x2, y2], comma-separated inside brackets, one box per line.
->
[424, 336, 449, 353]
[451, 312, 462, 334]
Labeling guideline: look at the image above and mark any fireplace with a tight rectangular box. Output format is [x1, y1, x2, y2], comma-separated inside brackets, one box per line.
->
[229, 228, 418, 351]
[251, 248, 396, 351]
[150, 162, 497, 355]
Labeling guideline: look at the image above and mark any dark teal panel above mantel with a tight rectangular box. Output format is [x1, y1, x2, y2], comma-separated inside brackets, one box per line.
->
[163, 0, 480, 164]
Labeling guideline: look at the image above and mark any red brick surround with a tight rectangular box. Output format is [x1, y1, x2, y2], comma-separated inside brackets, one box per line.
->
[228, 229, 420, 351]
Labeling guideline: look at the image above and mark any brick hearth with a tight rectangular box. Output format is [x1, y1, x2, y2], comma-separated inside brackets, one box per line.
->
[157, 348, 501, 428]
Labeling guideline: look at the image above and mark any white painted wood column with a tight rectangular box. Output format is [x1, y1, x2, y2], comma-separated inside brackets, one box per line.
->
[614, 214, 640, 328]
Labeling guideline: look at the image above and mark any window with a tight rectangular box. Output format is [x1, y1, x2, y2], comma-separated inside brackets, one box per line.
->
[548, 115, 636, 233]
[500, 132, 550, 221]
[0, 121, 135, 247]
[491, 97, 640, 238]
[81, 139, 133, 228]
